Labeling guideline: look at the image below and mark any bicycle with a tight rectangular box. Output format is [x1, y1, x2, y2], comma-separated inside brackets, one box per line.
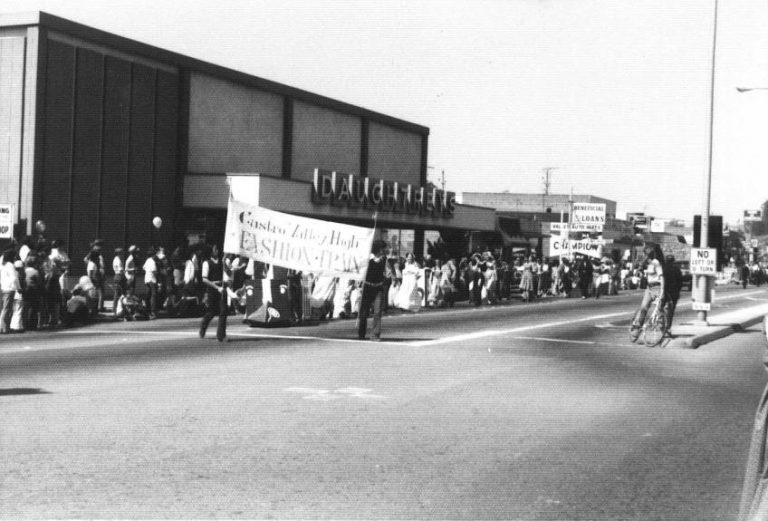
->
[629, 294, 668, 347]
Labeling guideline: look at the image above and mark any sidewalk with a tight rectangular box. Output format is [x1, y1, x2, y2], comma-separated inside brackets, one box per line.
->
[667, 302, 768, 349]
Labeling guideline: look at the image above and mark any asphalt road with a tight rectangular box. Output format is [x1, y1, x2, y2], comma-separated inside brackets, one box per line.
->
[2, 285, 768, 520]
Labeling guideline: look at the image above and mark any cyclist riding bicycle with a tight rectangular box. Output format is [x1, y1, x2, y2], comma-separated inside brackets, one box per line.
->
[630, 245, 666, 342]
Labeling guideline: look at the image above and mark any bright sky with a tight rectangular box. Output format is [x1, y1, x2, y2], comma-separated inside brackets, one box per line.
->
[3, 0, 768, 225]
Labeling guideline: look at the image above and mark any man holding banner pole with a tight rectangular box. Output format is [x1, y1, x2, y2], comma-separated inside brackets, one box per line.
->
[357, 239, 390, 341]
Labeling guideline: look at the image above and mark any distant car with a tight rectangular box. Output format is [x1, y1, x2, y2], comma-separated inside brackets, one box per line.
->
[675, 261, 693, 291]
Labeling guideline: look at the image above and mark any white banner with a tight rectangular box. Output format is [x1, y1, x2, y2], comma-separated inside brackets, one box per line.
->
[224, 195, 375, 280]
[549, 238, 603, 258]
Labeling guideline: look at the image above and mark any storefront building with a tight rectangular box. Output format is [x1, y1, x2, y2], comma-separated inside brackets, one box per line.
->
[0, 12, 495, 268]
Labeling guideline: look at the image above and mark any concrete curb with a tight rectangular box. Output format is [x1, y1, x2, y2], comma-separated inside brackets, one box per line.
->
[670, 315, 766, 349]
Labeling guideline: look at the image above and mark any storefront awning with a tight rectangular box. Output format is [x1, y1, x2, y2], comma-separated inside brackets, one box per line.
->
[183, 173, 497, 232]
[497, 215, 542, 246]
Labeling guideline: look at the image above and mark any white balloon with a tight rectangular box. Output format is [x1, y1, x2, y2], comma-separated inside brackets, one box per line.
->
[152, 216, 163, 229]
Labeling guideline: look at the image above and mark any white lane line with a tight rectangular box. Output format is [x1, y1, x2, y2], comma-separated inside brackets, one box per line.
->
[511, 336, 596, 345]
[57, 328, 392, 344]
[408, 311, 628, 347]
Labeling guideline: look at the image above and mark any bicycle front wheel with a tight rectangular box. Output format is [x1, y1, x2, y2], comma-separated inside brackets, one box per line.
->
[643, 311, 667, 347]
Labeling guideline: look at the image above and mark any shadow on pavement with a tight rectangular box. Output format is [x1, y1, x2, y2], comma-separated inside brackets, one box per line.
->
[0, 388, 52, 396]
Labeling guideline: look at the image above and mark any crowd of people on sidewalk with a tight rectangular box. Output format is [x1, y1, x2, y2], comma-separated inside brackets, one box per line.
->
[2, 232, 714, 335]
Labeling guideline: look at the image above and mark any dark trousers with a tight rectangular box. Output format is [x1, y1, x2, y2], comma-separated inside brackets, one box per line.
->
[112, 274, 126, 313]
[200, 289, 227, 341]
[665, 297, 679, 328]
[145, 282, 158, 316]
[357, 287, 384, 339]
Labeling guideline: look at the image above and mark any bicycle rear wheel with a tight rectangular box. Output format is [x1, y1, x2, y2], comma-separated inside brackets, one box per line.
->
[643, 311, 667, 347]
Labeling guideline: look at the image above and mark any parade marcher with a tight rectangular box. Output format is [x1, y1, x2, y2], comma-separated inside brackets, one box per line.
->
[199, 244, 227, 342]
[663, 255, 683, 330]
[395, 252, 422, 312]
[357, 240, 391, 341]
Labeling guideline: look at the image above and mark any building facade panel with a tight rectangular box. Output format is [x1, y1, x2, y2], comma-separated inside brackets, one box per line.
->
[290, 101, 361, 182]
[99, 55, 132, 250]
[36, 35, 180, 262]
[367, 122, 422, 185]
[40, 38, 75, 245]
[152, 70, 180, 248]
[0, 36, 25, 212]
[188, 72, 283, 175]
[70, 47, 104, 259]
[126, 62, 157, 250]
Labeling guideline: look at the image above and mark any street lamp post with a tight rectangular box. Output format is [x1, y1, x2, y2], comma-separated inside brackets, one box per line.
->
[694, 0, 719, 325]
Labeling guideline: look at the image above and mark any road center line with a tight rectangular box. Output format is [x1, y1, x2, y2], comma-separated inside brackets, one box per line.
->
[511, 336, 596, 345]
[408, 311, 628, 347]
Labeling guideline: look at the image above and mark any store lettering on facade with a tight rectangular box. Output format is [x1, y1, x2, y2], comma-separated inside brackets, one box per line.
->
[311, 169, 456, 218]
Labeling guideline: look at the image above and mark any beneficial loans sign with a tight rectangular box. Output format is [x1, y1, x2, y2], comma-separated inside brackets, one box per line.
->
[571, 203, 606, 231]
[224, 195, 375, 280]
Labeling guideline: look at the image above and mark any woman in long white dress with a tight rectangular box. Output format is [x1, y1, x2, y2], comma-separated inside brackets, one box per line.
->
[395, 253, 421, 312]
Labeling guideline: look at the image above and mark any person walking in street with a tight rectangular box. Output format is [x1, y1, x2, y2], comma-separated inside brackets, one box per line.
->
[357, 240, 391, 341]
[199, 244, 227, 342]
[742, 263, 751, 290]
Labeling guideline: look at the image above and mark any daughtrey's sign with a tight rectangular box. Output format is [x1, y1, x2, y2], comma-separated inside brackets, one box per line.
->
[224, 193, 375, 280]
[312, 169, 456, 218]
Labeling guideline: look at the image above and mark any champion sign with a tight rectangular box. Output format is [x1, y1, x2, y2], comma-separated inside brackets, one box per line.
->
[550, 238, 603, 258]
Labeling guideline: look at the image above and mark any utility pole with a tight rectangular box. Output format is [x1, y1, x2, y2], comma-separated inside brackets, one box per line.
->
[542, 167, 557, 195]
